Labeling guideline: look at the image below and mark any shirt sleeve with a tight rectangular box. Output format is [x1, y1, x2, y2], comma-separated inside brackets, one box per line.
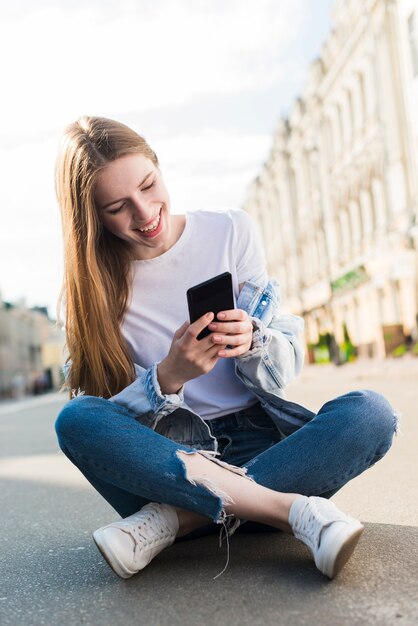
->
[230, 209, 268, 286]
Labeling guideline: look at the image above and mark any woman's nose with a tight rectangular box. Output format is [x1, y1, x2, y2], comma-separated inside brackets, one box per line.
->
[130, 193, 150, 217]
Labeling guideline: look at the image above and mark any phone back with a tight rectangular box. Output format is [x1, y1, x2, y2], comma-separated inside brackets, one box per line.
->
[187, 272, 234, 339]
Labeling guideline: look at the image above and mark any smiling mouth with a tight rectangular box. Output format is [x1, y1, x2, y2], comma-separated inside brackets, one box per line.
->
[136, 209, 162, 233]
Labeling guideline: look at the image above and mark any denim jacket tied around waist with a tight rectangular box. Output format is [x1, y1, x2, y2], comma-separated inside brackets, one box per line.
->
[109, 279, 316, 452]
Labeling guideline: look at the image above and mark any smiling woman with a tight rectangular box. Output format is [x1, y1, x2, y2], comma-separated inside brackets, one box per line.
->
[53, 115, 396, 583]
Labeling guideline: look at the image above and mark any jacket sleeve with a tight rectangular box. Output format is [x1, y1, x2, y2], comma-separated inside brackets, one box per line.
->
[109, 363, 186, 428]
[235, 279, 305, 392]
[64, 359, 186, 429]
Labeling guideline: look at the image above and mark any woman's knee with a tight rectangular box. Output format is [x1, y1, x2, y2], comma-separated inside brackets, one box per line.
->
[55, 395, 108, 449]
[352, 389, 397, 430]
[339, 389, 398, 451]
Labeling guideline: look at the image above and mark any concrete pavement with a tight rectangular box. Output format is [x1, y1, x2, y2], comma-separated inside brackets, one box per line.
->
[0, 359, 417, 625]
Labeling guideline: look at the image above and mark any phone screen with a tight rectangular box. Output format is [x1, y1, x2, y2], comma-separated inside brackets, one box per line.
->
[187, 272, 234, 340]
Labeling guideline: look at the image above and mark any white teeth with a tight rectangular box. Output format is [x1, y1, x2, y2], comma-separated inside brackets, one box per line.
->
[138, 212, 161, 232]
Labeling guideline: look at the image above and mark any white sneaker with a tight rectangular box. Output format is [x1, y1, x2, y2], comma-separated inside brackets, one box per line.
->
[93, 502, 179, 579]
[288, 496, 364, 579]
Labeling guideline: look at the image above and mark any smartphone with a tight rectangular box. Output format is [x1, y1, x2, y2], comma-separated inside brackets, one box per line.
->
[187, 272, 234, 340]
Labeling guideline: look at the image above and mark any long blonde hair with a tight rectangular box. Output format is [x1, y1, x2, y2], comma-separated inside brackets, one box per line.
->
[55, 116, 159, 398]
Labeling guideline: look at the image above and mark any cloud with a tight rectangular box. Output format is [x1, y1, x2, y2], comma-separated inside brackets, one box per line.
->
[156, 127, 272, 209]
[0, 0, 306, 136]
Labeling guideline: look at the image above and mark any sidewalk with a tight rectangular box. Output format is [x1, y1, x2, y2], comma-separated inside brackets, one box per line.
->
[299, 354, 418, 380]
[0, 391, 64, 416]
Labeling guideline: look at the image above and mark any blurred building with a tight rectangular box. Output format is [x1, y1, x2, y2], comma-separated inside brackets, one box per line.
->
[0, 298, 65, 399]
[243, 0, 418, 361]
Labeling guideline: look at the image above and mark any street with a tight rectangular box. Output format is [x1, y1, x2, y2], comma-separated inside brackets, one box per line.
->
[0, 359, 417, 626]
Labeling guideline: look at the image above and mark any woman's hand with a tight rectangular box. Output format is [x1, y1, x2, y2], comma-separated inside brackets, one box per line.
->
[207, 308, 253, 358]
[157, 312, 228, 394]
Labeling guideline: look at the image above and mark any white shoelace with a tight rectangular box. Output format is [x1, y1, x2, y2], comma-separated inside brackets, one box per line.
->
[213, 513, 241, 580]
[291, 498, 344, 551]
[120, 507, 174, 561]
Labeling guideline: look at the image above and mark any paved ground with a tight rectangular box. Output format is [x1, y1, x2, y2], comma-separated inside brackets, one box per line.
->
[0, 359, 417, 625]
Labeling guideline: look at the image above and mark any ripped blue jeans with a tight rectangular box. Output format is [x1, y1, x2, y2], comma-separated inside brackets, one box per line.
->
[55, 390, 397, 538]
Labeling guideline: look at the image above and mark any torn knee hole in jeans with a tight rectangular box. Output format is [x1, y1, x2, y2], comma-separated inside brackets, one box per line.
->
[176, 449, 254, 519]
[176, 450, 228, 515]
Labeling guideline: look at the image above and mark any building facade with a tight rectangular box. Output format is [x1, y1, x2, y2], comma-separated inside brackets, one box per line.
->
[243, 0, 418, 361]
[0, 299, 65, 399]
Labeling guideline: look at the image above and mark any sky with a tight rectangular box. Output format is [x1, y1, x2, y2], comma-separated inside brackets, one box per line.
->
[0, 0, 334, 319]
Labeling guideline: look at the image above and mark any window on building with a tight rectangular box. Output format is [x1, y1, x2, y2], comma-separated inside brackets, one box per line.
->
[352, 77, 361, 129]
[308, 149, 320, 192]
[342, 92, 352, 144]
[340, 209, 352, 256]
[289, 167, 299, 216]
[359, 188, 373, 239]
[347, 88, 356, 135]
[358, 72, 367, 124]
[348, 200, 362, 246]
[391, 280, 401, 323]
[327, 214, 339, 262]
[335, 212, 344, 258]
[316, 228, 327, 277]
[301, 152, 310, 208]
[371, 177, 386, 231]
[337, 104, 344, 151]
[408, 12, 418, 77]
[324, 116, 334, 162]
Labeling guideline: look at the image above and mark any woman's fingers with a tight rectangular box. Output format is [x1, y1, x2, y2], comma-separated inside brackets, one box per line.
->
[208, 342, 227, 357]
[216, 308, 247, 321]
[210, 332, 252, 347]
[217, 344, 250, 358]
[208, 310, 252, 336]
[182, 312, 214, 342]
[173, 320, 190, 340]
[209, 321, 250, 334]
[205, 308, 253, 359]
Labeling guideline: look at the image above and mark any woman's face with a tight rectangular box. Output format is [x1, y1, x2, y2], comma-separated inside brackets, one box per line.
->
[95, 153, 173, 260]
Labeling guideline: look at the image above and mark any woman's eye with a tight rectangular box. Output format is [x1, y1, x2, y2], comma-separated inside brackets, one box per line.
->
[108, 205, 123, 215]
[142, 181, 155, 191]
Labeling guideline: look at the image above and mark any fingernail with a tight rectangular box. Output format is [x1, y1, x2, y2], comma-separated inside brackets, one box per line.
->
[209, 323, 217, 330]
[206, 312, 214, 319]
[217, 312, 226, 319]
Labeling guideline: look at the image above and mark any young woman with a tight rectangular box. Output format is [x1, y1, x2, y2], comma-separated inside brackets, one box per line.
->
[54, 116, 397, 581]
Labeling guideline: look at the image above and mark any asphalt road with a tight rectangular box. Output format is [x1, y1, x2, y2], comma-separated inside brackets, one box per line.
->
[1, 360, 417, 626]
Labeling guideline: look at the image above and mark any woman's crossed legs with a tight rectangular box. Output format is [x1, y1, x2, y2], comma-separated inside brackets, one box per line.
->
[55, 390, 397, 578]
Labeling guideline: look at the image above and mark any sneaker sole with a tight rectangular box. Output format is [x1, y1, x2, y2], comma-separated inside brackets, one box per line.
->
[320, 524, 364, 579]
[92, 529, 135, 579]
